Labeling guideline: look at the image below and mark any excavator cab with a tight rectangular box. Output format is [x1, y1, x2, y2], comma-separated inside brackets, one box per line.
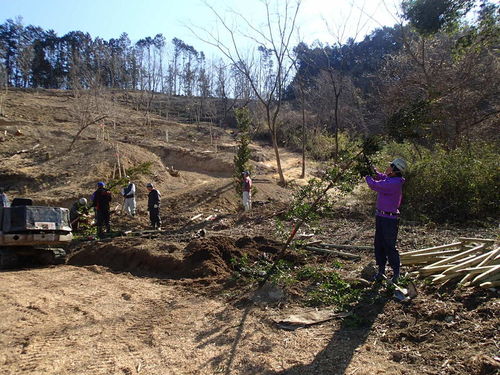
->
[0, 199, 73, 268]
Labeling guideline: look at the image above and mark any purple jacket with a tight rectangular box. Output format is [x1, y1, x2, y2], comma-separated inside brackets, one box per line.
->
[365, 170, 405, 219]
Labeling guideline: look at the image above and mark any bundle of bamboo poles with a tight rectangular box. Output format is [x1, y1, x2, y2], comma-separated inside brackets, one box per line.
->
[400, 238, 499, 288]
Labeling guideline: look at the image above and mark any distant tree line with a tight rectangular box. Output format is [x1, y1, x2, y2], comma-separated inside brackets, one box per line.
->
[286, 0, 499, 152]
[0, 18, 252, 100]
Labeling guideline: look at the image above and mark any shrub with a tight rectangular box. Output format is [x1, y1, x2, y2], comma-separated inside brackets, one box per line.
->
[401, 142, 499, 223]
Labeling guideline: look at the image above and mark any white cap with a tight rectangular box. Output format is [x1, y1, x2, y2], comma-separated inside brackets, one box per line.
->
[391, 158, 407, 174]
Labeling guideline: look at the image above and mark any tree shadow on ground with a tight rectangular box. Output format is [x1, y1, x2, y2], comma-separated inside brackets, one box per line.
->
[193, 299, 265, 374]
[192, 283, 392, 375]
[273, 283, 390, 375]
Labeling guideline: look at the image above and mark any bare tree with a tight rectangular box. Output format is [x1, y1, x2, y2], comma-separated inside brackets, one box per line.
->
[318, 2, 372, 158]
[380, 32, 500, 149]
[289, 53, 309, 178]
[68, 72, 108, 151]
[191, 0, 301, 185]
[0, 65, 7, 116]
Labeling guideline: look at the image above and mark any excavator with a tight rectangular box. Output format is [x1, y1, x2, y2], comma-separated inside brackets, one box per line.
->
[0, 198, 73, 269]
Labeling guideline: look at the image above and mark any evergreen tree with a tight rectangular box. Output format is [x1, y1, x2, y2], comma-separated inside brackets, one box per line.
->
[233, 107, 253, 194]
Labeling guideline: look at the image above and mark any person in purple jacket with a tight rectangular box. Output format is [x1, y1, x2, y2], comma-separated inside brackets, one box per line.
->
[365, 158, 407, 284]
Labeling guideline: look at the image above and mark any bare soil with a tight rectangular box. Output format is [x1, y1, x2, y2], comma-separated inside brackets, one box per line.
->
[0, 89, 498, 375]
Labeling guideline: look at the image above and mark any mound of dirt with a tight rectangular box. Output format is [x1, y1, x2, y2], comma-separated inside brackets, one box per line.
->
[235, 235, 281, 253]
[184, 236, 242, 278]
[68, 235, 282, 281]
[68, 239, 186, 277]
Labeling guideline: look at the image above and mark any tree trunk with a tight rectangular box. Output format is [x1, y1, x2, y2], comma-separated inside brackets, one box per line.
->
[271, 130, 286, 185]
[300, 98, 306, 179]
[334, 91, 340, 159]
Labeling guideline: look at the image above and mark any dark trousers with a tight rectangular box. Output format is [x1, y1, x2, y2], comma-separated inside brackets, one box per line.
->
[96, 209, 110, 236]
[374, 216, 400, 278]
[149, 207, 161, 228]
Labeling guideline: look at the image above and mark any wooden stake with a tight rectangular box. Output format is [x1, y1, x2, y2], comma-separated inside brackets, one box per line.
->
[431, 273, 461, 284]
[457, 265, 498, 275]
[400, 242, 462, 257]
[459, 249, 500, 286]
[442, 250, 499, 275]
[479, 280, 500, 288]
[318, 243, 372, 251]
[471, 265, 500, 285]
[122, 160, 127, 177]
[303, 246, 361, 260]
[401, 248, 461, 260]
[116, 144, 122, 178]
[420, 244, 486, 271]
[458, 237, 495, 245]
[401, 249, 463, 265]
[419, 264, 457, 277]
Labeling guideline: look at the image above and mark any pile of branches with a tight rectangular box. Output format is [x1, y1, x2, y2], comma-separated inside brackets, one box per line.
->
[400, 238, 499, 288]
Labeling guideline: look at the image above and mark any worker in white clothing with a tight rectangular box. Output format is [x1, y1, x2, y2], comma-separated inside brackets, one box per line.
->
[121, 176, 136, 216]
[242, 171, 252, 211]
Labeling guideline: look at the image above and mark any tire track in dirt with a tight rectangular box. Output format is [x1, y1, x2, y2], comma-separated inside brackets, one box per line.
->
[0, 264, 378, 375]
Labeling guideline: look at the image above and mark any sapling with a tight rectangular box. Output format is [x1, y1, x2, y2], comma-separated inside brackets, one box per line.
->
[261, 136, 382, 285]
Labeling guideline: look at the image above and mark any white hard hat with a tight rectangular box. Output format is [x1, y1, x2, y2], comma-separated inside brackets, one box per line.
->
[79, 197, 87, 205]
[391, 158, 407, 174]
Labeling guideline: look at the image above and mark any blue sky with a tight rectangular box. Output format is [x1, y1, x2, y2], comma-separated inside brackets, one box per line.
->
[1, 0, 400, 55]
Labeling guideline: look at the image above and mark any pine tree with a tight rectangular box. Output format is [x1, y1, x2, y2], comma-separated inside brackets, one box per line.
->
[233, 107, 252, 194]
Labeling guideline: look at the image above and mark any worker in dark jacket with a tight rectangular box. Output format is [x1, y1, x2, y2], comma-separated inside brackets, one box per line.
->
[146, 182, 161, 230]
[91, 182, 112, 237]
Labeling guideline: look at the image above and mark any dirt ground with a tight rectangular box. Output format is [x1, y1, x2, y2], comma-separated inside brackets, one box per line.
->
[1, 233, 498, 375]
[0, 89, 499, 375]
